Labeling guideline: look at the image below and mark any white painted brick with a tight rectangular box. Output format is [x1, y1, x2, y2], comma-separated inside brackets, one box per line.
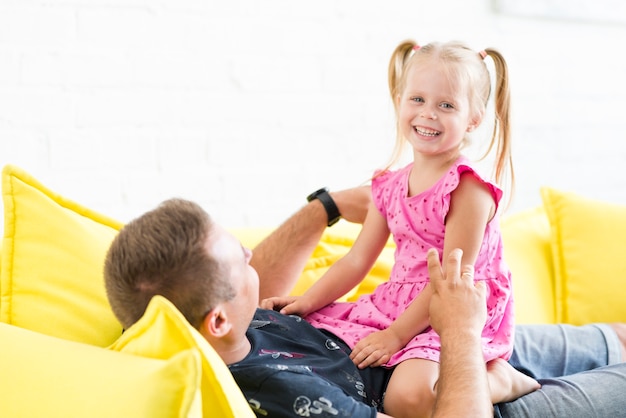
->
[74, 88, 190, 127]
[1, 0, 626, 230]
[0, 87, 74, 127]
[76, 8, 159, 50]
[0, 51, 20, 84]
[47, 128, 159, 171]
[0, 6, 76, 49]
[0, 128, 50, 170]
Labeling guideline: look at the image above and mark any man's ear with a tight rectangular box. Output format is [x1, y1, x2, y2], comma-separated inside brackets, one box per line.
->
[200, 305, 232, 338]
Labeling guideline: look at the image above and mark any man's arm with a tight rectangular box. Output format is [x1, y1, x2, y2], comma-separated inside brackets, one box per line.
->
[427, 248, 493, 418]
[252, 186, 370, 301]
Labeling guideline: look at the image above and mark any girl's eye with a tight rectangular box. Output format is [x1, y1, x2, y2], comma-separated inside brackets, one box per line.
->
[440, 103, 454, 109]
[411, 97, 424, 103]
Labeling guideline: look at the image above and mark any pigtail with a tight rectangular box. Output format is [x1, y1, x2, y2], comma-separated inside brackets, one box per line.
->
[481, 48, 515, 206]
[388, 40, 417, 111]
[379, 40, 419, 176]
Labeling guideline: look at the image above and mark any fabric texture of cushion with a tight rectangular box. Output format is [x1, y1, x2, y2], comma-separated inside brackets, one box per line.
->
[500, 206, 556, 324]
[108, 295, 254, 418]
[0, 322, 202, 418]
[289, 222, 395, 301]
[541, 186, 626, 324]
[1, 164, 124, 346]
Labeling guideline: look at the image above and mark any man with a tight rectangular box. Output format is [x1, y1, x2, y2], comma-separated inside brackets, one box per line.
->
[104, 187, 626, 417]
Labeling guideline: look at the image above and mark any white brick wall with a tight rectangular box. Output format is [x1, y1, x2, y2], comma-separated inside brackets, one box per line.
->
[1, 0, 626, 228]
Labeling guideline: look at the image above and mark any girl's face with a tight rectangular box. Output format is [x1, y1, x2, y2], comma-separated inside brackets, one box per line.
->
[397, 60, 478, 160]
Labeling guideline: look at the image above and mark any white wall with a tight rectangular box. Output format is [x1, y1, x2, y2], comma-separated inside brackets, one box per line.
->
[1, 0, 626, 229]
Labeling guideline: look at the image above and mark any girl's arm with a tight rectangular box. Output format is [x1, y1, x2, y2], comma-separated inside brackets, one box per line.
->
[397, 172, 495, 338]
[442, 171, 496, 268]
[254, 186, 371, 302]
[264, 201, 391, 316]
[351, 173, 495, 368]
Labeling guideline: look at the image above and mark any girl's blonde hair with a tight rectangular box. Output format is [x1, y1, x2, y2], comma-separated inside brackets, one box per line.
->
[385, 39, 514, 201]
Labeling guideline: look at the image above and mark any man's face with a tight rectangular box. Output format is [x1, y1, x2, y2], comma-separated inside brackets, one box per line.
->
[206, 224, 259, 332]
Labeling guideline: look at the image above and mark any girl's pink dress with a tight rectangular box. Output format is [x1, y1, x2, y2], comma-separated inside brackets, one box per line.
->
[305, 156, 515, 367]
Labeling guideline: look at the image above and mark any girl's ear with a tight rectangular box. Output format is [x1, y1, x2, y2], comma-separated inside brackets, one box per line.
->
[200, 305, 232, 338]
[467, 110, 484, 132]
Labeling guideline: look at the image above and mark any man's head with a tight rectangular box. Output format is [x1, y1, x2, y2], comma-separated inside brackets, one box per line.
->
[104, 198, 257, 334]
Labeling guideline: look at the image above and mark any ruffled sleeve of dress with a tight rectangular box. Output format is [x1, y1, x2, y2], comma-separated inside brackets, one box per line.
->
[438, 157, 504, 217]
[371, 165, 412, 218]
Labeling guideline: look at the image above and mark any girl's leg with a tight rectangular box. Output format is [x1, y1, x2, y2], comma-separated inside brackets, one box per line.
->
[383, 358, 439, 418]
[487, 358, 541, 403]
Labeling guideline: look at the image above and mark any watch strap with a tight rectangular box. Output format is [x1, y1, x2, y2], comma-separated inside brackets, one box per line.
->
[307, 188, 341, 227]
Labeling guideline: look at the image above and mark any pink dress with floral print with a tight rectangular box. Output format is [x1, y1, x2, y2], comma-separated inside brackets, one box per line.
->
[305, 156, 515, 367]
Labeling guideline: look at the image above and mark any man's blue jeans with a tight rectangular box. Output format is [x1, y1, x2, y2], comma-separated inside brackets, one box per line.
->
[496, 324, 625, 417]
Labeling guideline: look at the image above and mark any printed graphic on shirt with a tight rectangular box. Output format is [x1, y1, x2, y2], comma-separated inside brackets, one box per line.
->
[325, 339, 340, 351]
[294, 396, 339, 417]
[248, 399, 268, 416]
[259, 349, 306, 359]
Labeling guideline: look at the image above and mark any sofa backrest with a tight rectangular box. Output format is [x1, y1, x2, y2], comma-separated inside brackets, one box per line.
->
[501, 206, 556, 324]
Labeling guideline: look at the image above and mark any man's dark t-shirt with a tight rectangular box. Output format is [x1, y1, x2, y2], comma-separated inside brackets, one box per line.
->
[228, 309, 393, 417]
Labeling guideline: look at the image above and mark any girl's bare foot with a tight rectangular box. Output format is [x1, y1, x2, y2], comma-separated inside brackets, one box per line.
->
[609, 323, 626, 361]
[487, 358, 541, 403]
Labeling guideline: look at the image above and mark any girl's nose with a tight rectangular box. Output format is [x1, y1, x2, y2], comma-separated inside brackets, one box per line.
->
[420, 105, 437, 120]
[420, 108, 437, 120]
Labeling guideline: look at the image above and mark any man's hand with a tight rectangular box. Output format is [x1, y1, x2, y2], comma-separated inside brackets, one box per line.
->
[349, 329, 404, 369]
[427, 248, 487, 337]
[427, 248, 493, 418]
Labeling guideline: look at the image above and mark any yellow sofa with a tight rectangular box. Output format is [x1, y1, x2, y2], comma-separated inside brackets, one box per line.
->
[1, 164, 625, 417]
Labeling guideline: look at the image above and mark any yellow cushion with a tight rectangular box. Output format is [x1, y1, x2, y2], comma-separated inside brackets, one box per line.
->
[232, 222, 395, 301]
[541, 187, 626, 324]
[108, 295, 254, 418]
[1, 165, 124, 346]
[288, 222, 395, 301]
[0, 322, 202, 418]
[501, 206, 556, 324]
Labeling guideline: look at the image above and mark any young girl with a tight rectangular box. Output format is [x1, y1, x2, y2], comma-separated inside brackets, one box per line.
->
[262, 39, 540, 418]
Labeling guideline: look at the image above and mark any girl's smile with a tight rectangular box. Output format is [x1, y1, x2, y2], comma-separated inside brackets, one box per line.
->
[413, 126, 441, 138]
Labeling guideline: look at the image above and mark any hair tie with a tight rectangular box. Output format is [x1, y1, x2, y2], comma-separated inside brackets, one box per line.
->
[478, 50, 487, 59]
[412, 44, 421, 51]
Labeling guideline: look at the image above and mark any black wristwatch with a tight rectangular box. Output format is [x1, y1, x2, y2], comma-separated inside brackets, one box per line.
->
[307, 187, 341, 227]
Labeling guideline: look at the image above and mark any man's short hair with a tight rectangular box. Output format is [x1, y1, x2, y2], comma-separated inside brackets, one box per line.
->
[104, 198, 235, 330]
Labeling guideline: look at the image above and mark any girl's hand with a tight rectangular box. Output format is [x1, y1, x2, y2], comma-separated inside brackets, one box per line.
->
[349, 329, 404, 369]
[259, 296, 312, 316]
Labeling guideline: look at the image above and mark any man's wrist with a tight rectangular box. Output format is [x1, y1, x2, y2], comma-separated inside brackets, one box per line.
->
[438, 327, 482, 345]
[307, 187, 341, 227]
